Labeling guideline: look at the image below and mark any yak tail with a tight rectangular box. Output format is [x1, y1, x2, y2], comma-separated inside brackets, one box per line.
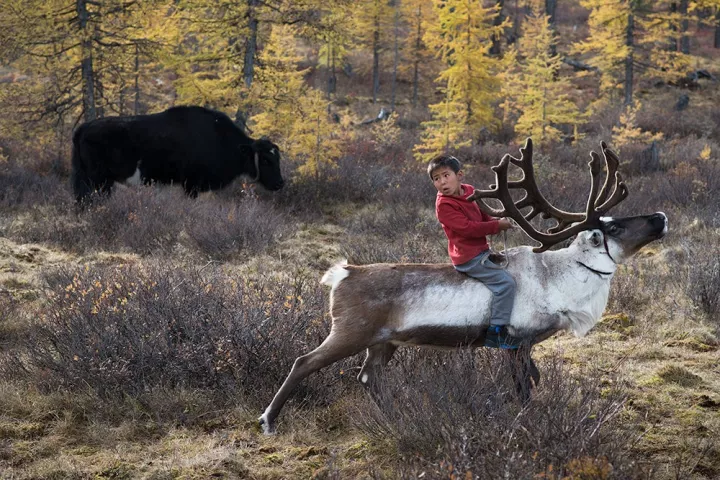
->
[70, 125, 92, 203]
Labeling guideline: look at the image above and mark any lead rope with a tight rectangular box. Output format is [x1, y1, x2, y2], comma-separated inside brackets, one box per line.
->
[497, 229, 509, 268]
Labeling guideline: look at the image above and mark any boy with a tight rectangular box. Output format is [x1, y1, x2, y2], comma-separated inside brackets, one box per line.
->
[428, 154, 520, 349]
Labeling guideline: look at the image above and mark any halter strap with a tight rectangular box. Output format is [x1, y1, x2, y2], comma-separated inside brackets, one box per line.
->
[249, 151, 260, 183]
[576, 261, 614, 277]
[602, 232, 618, 264]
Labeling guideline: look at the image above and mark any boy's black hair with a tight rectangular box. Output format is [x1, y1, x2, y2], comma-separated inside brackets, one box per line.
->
[427, 155, 462, 179]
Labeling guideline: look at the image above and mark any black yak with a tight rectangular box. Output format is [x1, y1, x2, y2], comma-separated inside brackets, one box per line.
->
[71, 106, 284, 203]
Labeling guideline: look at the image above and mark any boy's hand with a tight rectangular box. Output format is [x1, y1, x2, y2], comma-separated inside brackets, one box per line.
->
[497, 219, 513, 231]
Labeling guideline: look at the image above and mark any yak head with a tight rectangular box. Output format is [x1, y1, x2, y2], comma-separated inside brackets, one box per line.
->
[251, 138, 284, 191]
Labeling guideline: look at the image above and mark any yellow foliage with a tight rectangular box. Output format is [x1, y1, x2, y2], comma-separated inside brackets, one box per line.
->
[700, 144, 712, 161]
[370, 112, 402, 152]
[611, 100, 663, 149]
[250, 25, 341, 177]
[399, 0, 435, 86]
[575, 0, 694, 104]
[501, 4, 586, 146]
[415, 0, 503, 160]
[424, 0, 503, 130]
[640, 8, 694, 84]
[575, 0, 630, 103]
[316, 7, 351, 71]
[414, 85, 471, 162]
[350, 0, 395, 58]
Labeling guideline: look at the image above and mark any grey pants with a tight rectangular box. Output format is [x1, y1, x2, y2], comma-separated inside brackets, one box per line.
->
[455, 250, 516, 326]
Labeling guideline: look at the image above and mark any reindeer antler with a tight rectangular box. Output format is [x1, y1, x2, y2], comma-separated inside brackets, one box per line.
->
[468, 138, 628, 252]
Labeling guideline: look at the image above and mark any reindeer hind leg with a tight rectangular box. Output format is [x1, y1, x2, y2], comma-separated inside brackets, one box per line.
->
[358, 343, 397, 394]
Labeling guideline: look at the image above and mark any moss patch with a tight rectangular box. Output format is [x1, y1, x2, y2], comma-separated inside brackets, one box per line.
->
[654, 365, 703, 387]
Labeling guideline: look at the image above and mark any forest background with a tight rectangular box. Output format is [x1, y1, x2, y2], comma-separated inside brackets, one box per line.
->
[1, 0, 720, 478]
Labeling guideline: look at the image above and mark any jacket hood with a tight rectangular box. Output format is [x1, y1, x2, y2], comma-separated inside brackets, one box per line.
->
[437, 183, 474, 201]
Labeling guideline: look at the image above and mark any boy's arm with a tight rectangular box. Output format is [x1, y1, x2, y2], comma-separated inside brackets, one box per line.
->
[437, 203, 500, 238]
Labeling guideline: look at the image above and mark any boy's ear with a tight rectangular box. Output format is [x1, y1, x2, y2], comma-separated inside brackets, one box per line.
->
[457, 170, 464, 178]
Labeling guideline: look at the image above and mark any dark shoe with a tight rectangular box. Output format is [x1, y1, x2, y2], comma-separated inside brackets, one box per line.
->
[484, 325, 522, 349]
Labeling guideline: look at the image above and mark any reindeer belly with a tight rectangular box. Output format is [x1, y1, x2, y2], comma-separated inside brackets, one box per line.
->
[391, 325, 487, 348]
[391, 281, 492, 347]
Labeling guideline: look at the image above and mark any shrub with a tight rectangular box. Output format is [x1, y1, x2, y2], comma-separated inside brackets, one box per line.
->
[682, 238, 720, 323]
[183, 195, 288, 260]
[356, 349, 641, 478]
[24, 262, 355, 412]
[339, 203, 445, 263]
[637, 101, 715, 140]
[11, 185, 290, 259]
[0, 162, 71, 212]
[13, 187, 186, 255]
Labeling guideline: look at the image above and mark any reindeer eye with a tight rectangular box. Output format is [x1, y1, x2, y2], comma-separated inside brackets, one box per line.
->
[608, 225, 621, 235]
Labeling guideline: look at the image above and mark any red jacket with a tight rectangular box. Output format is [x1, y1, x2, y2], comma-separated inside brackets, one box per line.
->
[436, 183, 500, 265]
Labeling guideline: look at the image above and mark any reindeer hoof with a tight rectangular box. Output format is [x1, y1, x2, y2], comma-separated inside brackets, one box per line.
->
[258, 414, 276, 435]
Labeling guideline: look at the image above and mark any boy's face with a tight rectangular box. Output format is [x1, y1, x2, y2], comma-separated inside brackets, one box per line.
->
[431, 166, 464, 197]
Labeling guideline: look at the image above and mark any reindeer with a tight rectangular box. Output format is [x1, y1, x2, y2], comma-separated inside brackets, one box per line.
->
[259, 139, 668, 434]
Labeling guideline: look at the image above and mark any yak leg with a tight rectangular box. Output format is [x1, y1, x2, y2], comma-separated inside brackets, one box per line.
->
[357, 343, 397, 394]
[259, 331, 367, 435]
[506, 347, 539, 404]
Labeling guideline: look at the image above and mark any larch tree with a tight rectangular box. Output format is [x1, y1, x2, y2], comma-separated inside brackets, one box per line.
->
[174, 0, 341, 127]
[414, 0, 504, 161]
[172, 0, 257, 114]
[611, 99, 662, 149]
[693, 0, 720, 48]
[401, 0, 435, 107]
[574, 0, 635, 107]
[312, 5, 352, 99]
[351, 0, 395, 104]
[390, 0, 401, 111]
[250, 25, 341, 178]
[641, 0, 695, 84]
[0, 0, 172, 164]
[575, 0, 695, 108]
[413, 81, 472, 162]
[501, 2, 585, 147]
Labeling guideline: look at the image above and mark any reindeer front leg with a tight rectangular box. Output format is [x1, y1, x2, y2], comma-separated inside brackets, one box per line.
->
[506, 347, 540, 404]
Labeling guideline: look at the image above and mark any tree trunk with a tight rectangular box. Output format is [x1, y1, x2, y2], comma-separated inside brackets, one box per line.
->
[243, 0, 259, 89]
[327, 44, 336, 99]
[95, 37, 104, 119]
[669, 2, 678, 51]
[372, 9, 380, 104]
[545, 0, 557, 56]
[624, 12, 634, 106]
[679, 0, 689, 54]
[134, 43, 140, 115]
[412, 4, 422, 107]
[490, 0, 505, 56]
[390, 3, 399, 111]
[77, 0, 96, 122]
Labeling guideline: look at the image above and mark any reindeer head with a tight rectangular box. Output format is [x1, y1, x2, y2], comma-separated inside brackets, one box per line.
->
[468, 138, 667, 258]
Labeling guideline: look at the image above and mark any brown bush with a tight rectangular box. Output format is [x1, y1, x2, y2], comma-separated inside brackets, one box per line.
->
[638, 101, 716, 141]
[355, 349, 641, 479]
[682, 237, 720, 323]
[0, 162, 72, 211]
[183, 195, 288, 260]
[23, 262, 358, 414]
